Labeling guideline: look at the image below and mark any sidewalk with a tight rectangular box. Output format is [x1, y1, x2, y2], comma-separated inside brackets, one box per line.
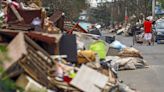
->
[117, 35, 164, 92]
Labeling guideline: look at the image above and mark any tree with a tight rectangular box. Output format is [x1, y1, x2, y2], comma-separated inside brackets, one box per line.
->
[108, 0, 152, 24]
[42, 0, 89, 20]
[158, 0, 164, 9]
[88, 2, 111, 26]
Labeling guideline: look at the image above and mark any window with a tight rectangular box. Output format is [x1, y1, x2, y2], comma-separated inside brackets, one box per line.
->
[156, 22, 164, 29]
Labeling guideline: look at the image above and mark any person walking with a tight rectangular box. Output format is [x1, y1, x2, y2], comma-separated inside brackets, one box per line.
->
[143, 17, 153, 45]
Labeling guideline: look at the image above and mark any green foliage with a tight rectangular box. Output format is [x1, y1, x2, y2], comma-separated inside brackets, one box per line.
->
[0, 78, 18, 92]
[0, 45, 8, 65]
[0, 45, 24, 92]
[158, 0, 164, 9]
[0, 46, 8, 73]
[42, 0, 89, 20]
[89, 2, 111, 26]
[0, 77, 24, 92]
[0, 45, 7, 52]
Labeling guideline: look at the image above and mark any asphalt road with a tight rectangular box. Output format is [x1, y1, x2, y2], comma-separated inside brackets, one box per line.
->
[116, 35, 164, 92]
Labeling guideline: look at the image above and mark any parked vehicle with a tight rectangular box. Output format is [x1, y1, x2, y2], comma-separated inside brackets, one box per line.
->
[154, 19, 164, 43]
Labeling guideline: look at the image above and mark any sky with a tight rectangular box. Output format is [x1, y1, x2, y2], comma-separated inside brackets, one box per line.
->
[88, 0, 112, 7]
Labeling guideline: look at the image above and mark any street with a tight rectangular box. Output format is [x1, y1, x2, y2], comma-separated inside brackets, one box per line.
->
[117, 35, 164, 92]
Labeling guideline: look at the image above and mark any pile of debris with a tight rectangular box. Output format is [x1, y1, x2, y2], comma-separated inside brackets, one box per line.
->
[0, 0, 147, 92]
[0, 31, 144, 92]
[0, 32, 117, 92]
[106, 40, 148, 71]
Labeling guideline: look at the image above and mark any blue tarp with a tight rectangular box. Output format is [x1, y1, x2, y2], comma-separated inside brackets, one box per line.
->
[78, 22, 92, 32]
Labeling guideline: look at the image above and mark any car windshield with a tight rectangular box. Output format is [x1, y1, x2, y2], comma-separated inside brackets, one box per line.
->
[156, 21, 164, 29]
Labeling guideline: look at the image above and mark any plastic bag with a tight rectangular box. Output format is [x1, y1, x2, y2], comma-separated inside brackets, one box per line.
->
[110, 40, 126, 50]
[89, 40, 106, 59]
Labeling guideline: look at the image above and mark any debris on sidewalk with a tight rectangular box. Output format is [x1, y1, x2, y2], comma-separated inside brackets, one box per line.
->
[107, 56, 147, 70]
[0, 1, 147, 91]
[3, 33, 55, 88]
[0, 33, 117, 92]
[77, 50, 96, 64]
[118, 47, 143, 59]
[0, 30, 142, 91]
[0, 31, 139, 91]
[110, 40, 126, 50]
[16, 74, 48, 92]
[70, 65, 108, 92]
[89, 40, 107, 60]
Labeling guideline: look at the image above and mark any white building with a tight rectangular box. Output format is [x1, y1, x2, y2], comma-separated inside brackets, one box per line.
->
[88, 0, 111, 7]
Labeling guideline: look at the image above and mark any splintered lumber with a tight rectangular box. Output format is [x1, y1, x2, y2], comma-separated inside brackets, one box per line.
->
[71, 65, 108, 92]
[5, 32, 27, 69]
[3, 62, 24, 78]
[9, 4, 24, 22]
[16, 74, 48, 92]
[18, 55, 51, 88]
[24, 34, 54, 65]
[4, 32, 56, 89]
[3, 32, 116, 91]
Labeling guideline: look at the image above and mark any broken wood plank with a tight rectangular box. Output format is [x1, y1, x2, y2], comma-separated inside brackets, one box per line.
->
[24, 35, 54, 64]
[71, 65, 108, 92]
[9, 4, 24, 22]
[5, 32, 27, 69]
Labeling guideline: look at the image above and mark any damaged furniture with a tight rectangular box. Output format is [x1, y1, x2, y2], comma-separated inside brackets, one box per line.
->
[0, 29, 60, 55]
[7, 5, 43, 31]
[3, 32, 56, 89]
[2, 33, 79, 91]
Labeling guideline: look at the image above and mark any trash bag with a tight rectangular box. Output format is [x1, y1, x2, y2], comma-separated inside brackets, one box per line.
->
[77, 50, 96, 64]
[89, 40, 106, 60]
[110, 40, 126, 50]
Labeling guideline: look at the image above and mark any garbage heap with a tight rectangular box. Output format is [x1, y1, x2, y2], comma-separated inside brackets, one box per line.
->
[1, 31, 141, 92]
[0, 1, 147, 92]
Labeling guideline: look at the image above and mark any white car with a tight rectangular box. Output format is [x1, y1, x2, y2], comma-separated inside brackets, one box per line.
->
[154, 19, 164, 43]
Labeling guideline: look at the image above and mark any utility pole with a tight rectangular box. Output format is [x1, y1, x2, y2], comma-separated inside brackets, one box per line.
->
[152, 0, 156, 19]
[111, 0, 114, 26]
[125, 7, 128, 24]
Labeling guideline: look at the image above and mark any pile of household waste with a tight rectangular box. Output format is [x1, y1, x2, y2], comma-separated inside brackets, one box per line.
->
[0, 31, 143, 92]
[0, 30, 147, 92]
[107, 40, 148, 70]
[108, 23, 144, 38]
[108, 24, 131, 36]
[0, 1, 148, 91]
